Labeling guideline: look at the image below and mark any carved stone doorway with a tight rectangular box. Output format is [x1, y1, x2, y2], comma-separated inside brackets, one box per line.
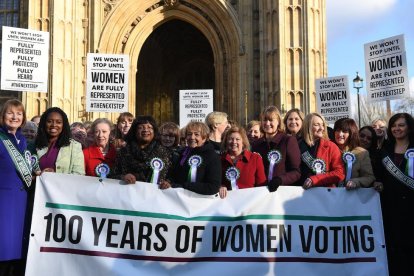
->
[136, 19, 214, 124]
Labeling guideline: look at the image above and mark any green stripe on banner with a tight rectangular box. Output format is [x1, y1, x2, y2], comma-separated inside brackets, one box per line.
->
[45, 202, 371, 222]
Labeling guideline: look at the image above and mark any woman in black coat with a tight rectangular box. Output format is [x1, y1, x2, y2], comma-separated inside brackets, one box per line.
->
[160, 121, 221, 195]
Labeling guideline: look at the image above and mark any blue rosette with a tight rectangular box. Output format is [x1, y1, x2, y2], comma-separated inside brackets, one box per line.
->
[30, 154, 41, 173]
[188, 155, 203, 167]
[267, 150, 282, 181]
[150, 157, 164, 184]
[188, 155, 203, 183]
[311, 159, 326, 174]
[405, 148, 414, 160]
[150, 157, 164, 171]
[24, 151, 33, 171]
[405, 148, 414, 178]
[267, 150, 282, 164]
[95, 163, 110, 179]
[225, 166, 240, 190]
[342, 152, 356, 164]
[342, 152, 356, 182]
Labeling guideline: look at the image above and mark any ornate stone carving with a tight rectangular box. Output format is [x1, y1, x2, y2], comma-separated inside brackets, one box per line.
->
[102, 0, 121, 18]
[164, 0, 180, 8]
[146, 3, 160, 13]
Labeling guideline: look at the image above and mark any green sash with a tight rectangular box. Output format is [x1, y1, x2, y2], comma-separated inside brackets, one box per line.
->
[382, 156, 414, 190]
[0, 131, 32, 188]
[301, 151, 315, 171]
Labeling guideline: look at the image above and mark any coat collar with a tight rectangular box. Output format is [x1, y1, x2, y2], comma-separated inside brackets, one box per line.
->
[223, 149, 251, 163]
[258, 132, 284, 145]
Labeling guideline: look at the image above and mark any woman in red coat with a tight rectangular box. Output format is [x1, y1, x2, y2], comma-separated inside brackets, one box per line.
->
[220, 126, 266, 198]
[83, 118, 117, 177]
[298, 113, 345, 188]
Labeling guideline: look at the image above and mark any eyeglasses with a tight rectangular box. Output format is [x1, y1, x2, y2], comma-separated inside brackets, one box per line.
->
[161, 134, 175, 138]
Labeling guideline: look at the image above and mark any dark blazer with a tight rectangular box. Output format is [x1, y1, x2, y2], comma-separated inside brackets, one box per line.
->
[379, 142, 414, 249]
[251, 132, 301, 186]
[112, 140, 171, 183]
[170, 141, 221, 195]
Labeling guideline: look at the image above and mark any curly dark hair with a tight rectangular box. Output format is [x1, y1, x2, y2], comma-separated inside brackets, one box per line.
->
[35, 107, 71, 149]
[124, 115, 159, 144]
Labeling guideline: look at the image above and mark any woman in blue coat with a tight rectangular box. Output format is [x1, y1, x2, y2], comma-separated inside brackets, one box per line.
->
[0, 99, 30, 275]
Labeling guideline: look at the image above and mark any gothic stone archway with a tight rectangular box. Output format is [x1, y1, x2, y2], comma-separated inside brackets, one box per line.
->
[136, 19, 214, 123]
[97, 0, 242, 122]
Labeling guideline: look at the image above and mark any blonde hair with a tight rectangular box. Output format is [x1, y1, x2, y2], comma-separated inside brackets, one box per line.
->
[246, 120, 260, 130]
[205, 111, 228, 131]
[186, 121, 210, 140]
[260, 106, 284, 133]
[302, 113, 328, 146]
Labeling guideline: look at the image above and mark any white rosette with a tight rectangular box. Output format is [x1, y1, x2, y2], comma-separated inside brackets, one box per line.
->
[150, 157, 164, 184]
[405, 148, 414, 178]
[342, 152, 356, 182]
[311, 159, 326, 175]
[225, 166, 240, 190]
[267, 150, 282, 180]
[30, 154, 40, 173]
[95, 163, 110, 179]
[24, 150, 33, 171]
[188, 155, 202, 183]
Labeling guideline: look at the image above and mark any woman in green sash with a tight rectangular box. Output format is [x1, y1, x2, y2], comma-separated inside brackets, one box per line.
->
[379, 113, 414, 276]
[0, 99, 29, 275]
[297, 113, 345, 188]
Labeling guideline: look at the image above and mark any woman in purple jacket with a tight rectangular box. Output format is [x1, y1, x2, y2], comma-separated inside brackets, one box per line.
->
[251, 106, 301, 191]
[0, 100, 31, 275]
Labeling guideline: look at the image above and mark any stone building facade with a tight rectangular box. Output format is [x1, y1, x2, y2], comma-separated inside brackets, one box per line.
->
[1, 0, 327, 124]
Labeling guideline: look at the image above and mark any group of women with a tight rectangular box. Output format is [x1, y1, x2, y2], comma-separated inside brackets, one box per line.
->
[1, 99, 413, 275]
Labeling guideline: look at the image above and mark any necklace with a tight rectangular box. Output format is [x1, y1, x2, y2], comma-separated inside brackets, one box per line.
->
[395, 141, 409, 154]
[100, 145, 109, 156]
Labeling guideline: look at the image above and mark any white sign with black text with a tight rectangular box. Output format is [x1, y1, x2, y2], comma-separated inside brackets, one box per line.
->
[316, 75, 351, 125]
[179, 89, 213, 127]
[364, 34, 410, 102]
[1, 26, 49, 92]
[86, 53, 129, 112]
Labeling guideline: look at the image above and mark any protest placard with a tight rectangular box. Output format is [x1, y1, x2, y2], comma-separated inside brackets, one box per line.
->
[364, 34, 410, 102]
[179, 89, 213, 127]
[1, 26, 49, 92]
[316, 75, 351, 125]
[86, 53, 129, 112]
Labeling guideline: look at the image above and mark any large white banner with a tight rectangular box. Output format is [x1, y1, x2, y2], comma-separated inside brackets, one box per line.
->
[315, 75, 351, 125]
[86, 53, 129, 112]
[364, 34, 410, 102]
[1, 26, 49, 92]
[26, 173, 388, 276]
[179, 89, 213, 127]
